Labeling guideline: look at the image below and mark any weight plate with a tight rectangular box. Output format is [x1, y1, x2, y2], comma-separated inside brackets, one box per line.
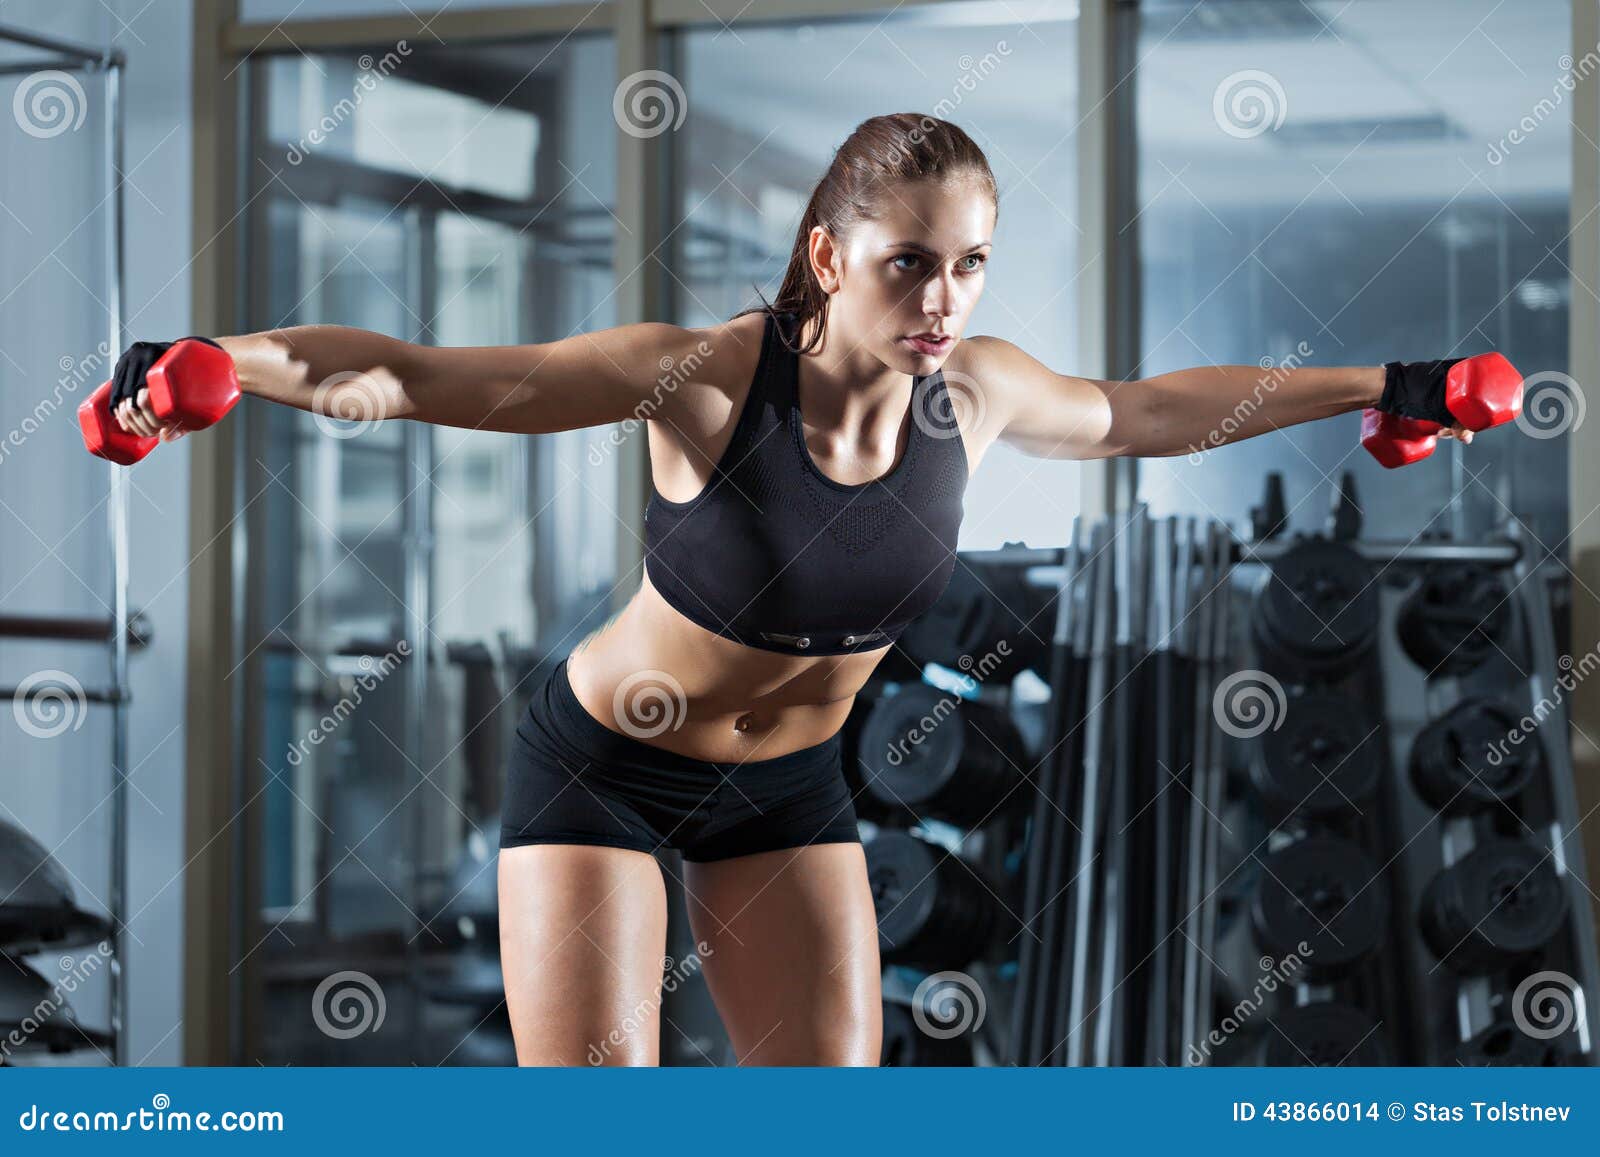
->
[880, 999, 974, 1066]
[1252, 538, 1380, 677]
[1263, 1001, 1390, 1066]
[1421, 839, 1568, 972]
[857, 682, 1024, 828]
[1408, 698, 1536, 815]
[0, 818, 113, 956]
[1251, 836, 1388, 978]
[866, 830, 941, 959]
[859, 683, 966, 809]
[0, 954, 112, 1056]
[1454, 1019, 1558, 1067]
[865, 830, 999, 969]
[898, 560, 1051, 676]
[1396, 565, 1511, 677]
[1253, 692, 1382, 817]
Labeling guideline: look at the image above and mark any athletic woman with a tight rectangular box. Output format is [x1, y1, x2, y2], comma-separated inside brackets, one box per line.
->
[107, 112, 1483, 1066]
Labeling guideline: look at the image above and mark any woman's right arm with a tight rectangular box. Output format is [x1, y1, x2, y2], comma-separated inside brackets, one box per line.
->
[217, 321, 696, 434]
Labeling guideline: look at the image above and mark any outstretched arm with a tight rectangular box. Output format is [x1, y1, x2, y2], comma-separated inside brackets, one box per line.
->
[972, 335, 1472, 461]
[209, 322, 697, 435]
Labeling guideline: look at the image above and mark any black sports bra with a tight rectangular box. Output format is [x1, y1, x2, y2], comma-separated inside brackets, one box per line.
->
[643, 309, 969, 656]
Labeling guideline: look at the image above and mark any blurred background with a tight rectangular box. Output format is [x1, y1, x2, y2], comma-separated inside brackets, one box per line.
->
[0, 0, 1597, 1067]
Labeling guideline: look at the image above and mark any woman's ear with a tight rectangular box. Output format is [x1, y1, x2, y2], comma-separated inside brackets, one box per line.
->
[808, 224, 840, 294]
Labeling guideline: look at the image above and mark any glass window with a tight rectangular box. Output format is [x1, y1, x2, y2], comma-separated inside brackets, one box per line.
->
[1134, 0, 1570, 549]
[242, 32, 615, 1065]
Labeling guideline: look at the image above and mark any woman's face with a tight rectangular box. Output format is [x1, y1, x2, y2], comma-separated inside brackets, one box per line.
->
[811, 177, 995, 371]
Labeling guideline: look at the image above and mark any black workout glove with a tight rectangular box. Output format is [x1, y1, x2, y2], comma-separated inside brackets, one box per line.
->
[108, 336, 224, 416]
[1376, 359, 1462, 426]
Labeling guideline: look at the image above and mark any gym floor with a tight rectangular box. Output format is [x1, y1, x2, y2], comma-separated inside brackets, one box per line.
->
[1, 0, 1599, 1071]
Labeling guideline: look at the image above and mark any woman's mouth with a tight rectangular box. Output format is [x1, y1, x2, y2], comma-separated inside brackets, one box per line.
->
[903, 333, 953, 356]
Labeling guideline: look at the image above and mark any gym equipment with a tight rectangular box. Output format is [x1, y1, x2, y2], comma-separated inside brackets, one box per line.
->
[1408, 698, 1536, 815]
[1421, 839, 1569, 974]
[1250, 536, 1379, 679]
[1454, 1018, 1561, 1066]
[423, 952, 504, 1006]
[898, 555, 1056, 679]
[1251, 836, 1388, 980]
[1251, 691, 1382, 819]
[1361, 352, 1524, 469]
[865, 829, 1000, 970]
[1011, 519, 1092, 1067]
[78, 338, 239, 465]
[446, 1005, 519, 1066]
[1263, 1001, 1392, 1066]
[880, 998, 975, 1066]
[428, 820, 499, 949]
[0, 818, 113, 956]
[1395, 565, 1511, 677]
[0, 955, 112, 1056]
[856, 681, 1027, 828]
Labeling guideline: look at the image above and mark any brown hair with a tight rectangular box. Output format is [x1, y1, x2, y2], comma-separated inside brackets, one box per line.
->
[735, 112, 999, 355]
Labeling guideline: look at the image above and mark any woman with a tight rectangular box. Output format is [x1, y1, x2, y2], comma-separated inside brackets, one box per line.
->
[108, 113, 1483, 1065]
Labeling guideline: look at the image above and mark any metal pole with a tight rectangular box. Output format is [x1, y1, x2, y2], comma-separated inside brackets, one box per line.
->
[105, 56, 129, 1069]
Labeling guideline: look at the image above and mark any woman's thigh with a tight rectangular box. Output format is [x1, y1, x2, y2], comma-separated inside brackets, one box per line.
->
[497, 843, 669, 1066]
[684, 842, 882, 1066]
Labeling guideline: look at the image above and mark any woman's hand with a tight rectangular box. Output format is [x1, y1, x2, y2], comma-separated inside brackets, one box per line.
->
[1437, 421, 1474, 444]
[113, 384, 189, 442]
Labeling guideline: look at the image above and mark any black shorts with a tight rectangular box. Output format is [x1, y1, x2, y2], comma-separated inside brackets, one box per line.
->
[499, 657, 862, 862]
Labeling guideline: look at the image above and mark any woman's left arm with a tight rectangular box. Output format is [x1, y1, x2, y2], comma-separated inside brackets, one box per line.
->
[970, 335, 1471, 460]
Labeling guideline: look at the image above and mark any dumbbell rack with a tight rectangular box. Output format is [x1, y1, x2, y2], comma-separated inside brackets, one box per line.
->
[932, 495, 1599, 1068]
[0, 22, 129, 1066]
[1208, 517, 1598, 1066]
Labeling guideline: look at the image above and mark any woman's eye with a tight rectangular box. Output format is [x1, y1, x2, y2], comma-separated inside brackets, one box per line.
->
[961, 254, 987, 272]
[892, 254, 920, 271]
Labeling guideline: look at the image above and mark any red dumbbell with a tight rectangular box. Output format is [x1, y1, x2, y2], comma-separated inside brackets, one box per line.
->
[1360, 352, 1523, 469]
[77, 339, 240, 465]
